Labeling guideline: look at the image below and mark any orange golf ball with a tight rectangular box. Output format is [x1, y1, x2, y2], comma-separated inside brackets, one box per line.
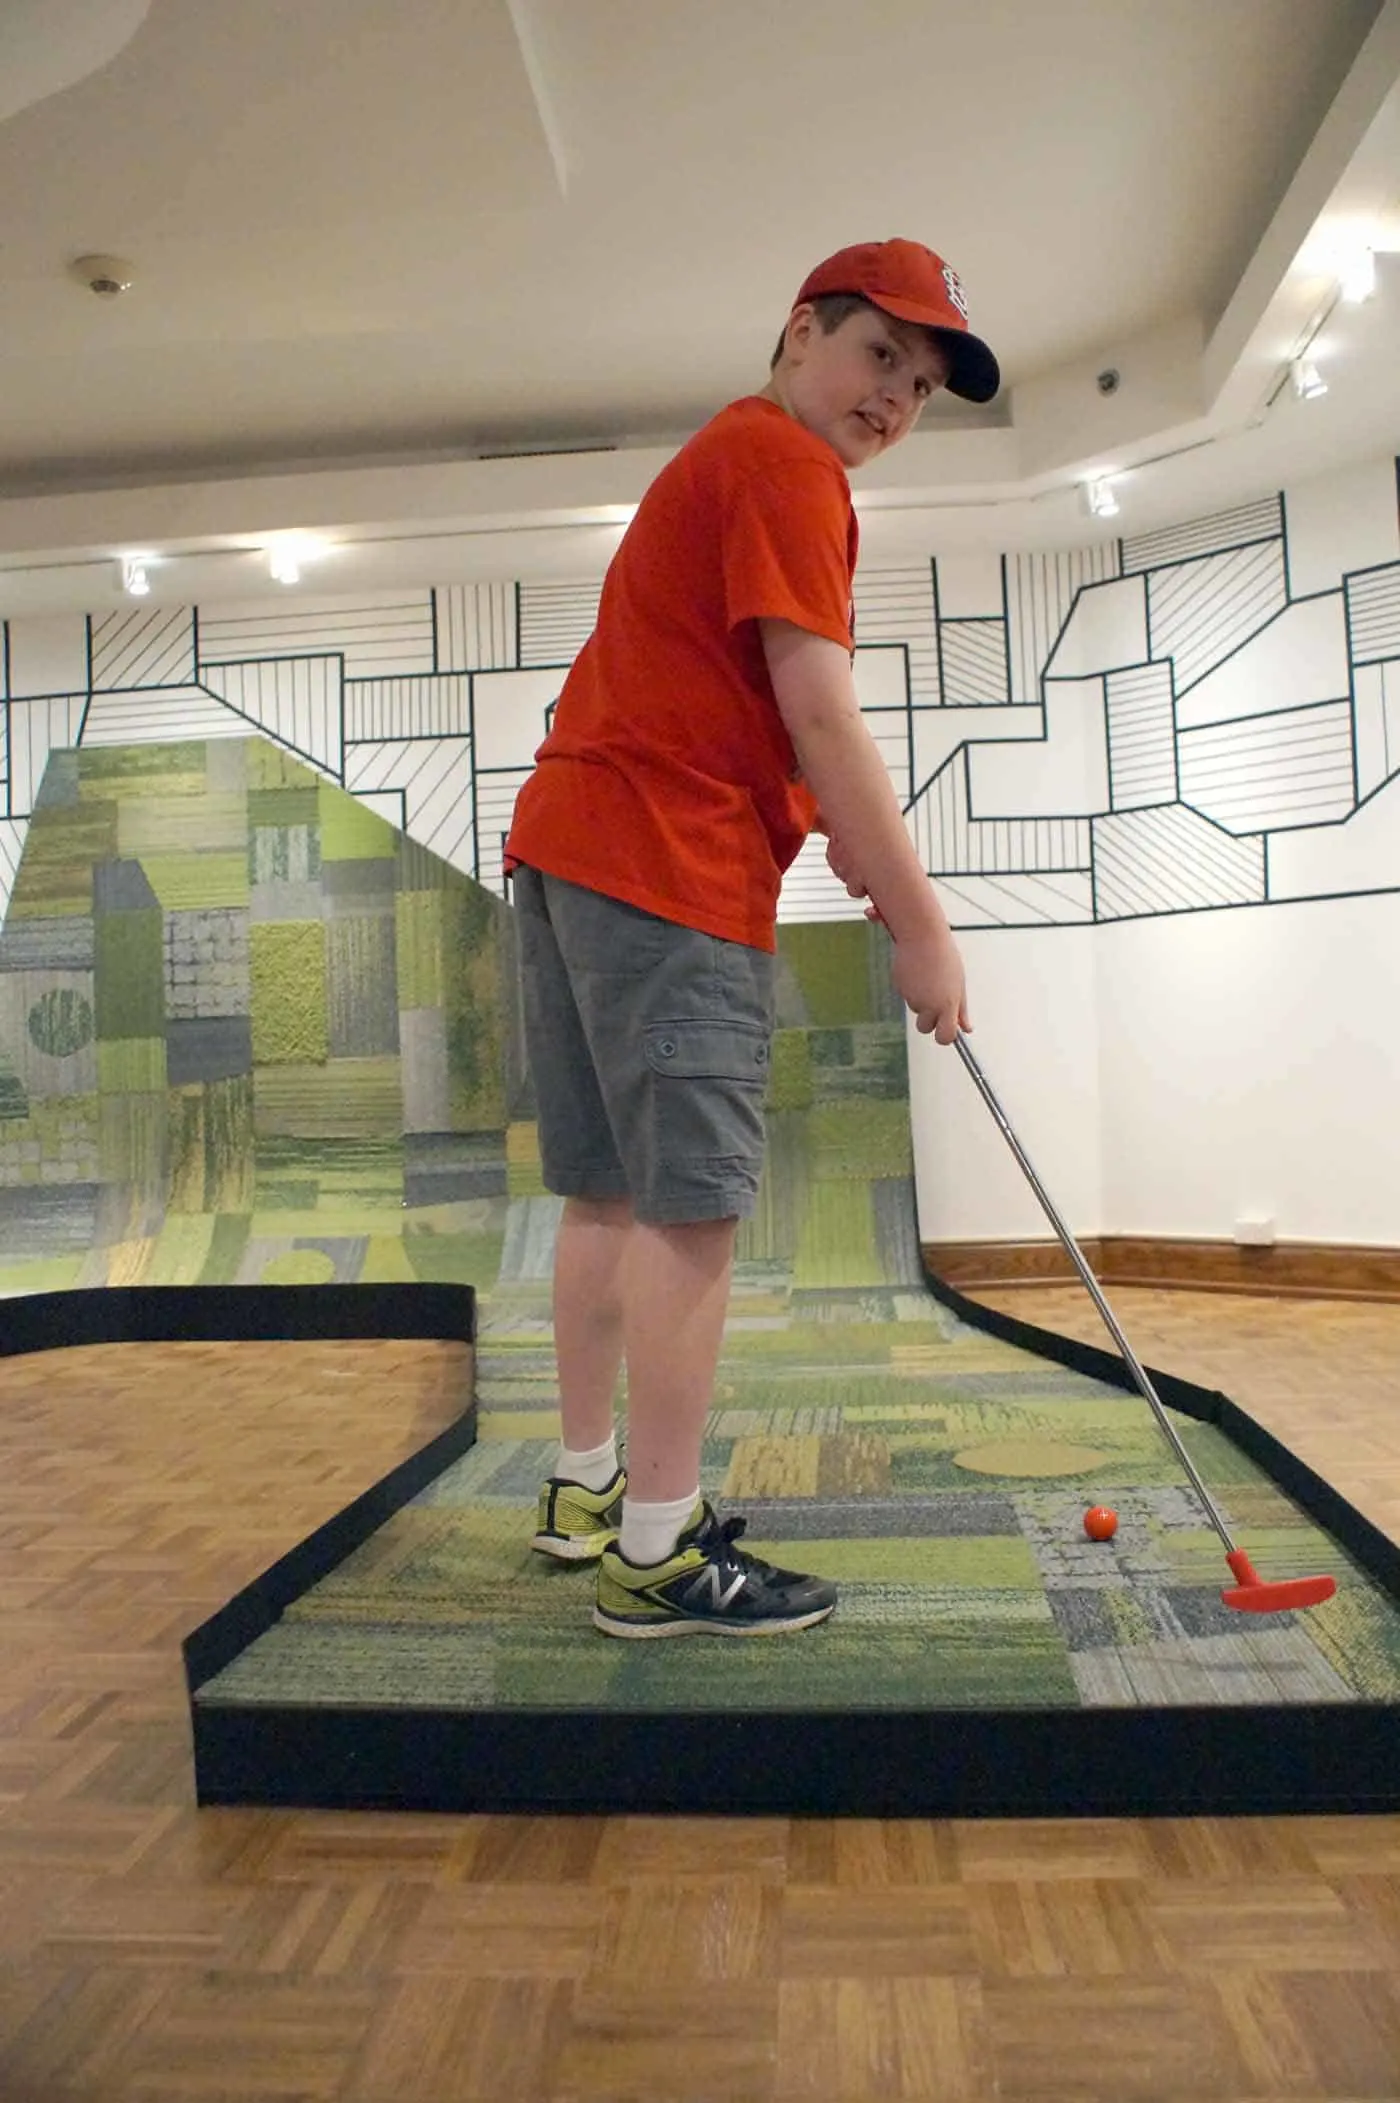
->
[1083, 1505, 1118, 1541]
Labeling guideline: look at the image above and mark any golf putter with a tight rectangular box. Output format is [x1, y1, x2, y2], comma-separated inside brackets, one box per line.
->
[952, 1034, 1337, 1614]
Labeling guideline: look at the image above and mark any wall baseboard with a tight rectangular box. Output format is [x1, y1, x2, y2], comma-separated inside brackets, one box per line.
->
[921, 1236, 1400, 1303]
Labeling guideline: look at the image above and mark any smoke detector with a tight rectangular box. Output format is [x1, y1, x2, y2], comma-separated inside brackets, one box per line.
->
[69, 254, 136, 298]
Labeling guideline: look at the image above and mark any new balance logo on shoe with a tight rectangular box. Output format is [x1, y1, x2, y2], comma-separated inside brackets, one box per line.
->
[684, 1561, 747, 1612]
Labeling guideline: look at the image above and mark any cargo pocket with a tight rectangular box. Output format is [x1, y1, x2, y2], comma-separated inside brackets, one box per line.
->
[643, 1019, 771, 1168]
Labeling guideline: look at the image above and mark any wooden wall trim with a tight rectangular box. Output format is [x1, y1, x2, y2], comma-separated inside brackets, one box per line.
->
[921, 1236, 1400, 1302]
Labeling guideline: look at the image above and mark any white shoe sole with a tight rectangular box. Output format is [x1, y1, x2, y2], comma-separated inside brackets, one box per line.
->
[592, 1602, 835, 1638]
[531, 1531, 616, 1562]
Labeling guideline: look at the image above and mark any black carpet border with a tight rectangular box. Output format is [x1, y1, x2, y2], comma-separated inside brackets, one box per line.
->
[182, 1398, 478, 1688]
[177, 1263, 1400, 1818]
[0, 1281, 475, 1355]
[188, 1697, 1400, 1818]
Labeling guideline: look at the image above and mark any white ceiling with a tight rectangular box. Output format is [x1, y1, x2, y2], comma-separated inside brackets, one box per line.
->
[1, 0, 1399, 607]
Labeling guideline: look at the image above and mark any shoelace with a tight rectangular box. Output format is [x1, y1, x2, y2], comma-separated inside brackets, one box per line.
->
[696, 1510, 778, 1581]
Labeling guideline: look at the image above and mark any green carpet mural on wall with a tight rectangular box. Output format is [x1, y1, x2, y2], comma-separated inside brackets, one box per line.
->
[0, 737, 517, 1296]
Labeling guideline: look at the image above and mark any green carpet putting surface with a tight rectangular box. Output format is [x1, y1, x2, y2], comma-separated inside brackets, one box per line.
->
[192, 913, 1400, 1723]
[195, 1254, 1399, 1718]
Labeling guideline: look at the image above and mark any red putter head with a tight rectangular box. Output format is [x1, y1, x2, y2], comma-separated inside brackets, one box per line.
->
[1221, 1548, 1337, 1614]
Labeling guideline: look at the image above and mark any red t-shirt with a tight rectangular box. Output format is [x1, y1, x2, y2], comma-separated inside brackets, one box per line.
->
[504, 394, 857, 950]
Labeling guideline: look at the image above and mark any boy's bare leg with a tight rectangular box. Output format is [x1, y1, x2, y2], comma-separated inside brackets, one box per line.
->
[553, 1194, 634, 1451]
[621, 1215, 737, 1503]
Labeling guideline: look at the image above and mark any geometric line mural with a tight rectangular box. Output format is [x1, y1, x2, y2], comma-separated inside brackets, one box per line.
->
[200, 659, 343, 780]
[1174, 596, 1349, 734]
[1355, 660, 1400, 800]
[473, 767, 533, 899]
[91, 606, 196, 690]
[910, 748, 1093, 887]
[1005, 546, 1121, 704]
[940, 617, 1009, 704]
[854, 564, 941, 704]
[8, 696, 88, 815]
[861, 709, 915, 805]
[344, 737, 474, 877]
[1121, 493, 1283, 574]
[197, 593, 436, 678]
[2, 456, 1398, 934]
[519, 581, 602, 669]
[1346, 561, 1400, 665]
[1106, 663, 1177, 810]
[1147, 540, 1288, 695]
[344, 675, 470, 741]
[1094, 803, 1266, 919]
[1178, 700, 1355, 835]
[435, 583, 518, 672]
[928, 869, 1096, 927]
[82, 687, 252, 750]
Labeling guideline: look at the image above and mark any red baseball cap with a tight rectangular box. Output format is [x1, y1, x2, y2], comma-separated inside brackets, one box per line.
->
[794, 238, 1000, 404]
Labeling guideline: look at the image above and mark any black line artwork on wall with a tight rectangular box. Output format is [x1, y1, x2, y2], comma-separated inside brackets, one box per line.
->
[1, 473, 1398, 931]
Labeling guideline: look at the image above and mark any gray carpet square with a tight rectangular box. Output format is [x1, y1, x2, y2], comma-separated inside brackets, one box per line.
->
[400, 1008, 449, 1133]
[0, 1183, 101, 1259]
[33, 751, 81, 809]
[0, 917, 96, 974]
[404, 1131, 507, 1206]
[326, 917, 400, 1058]
[323, 859, 397, 904]
[249, 880, 324, 924]
[94, 860, 160, 912]
[166, 1016, 254, 1085]
[727, 1492, 1024, 1540]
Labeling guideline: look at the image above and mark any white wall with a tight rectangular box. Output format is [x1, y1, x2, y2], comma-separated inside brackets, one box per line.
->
[1094, 891, 1400, 1243]
[911, 926, 1103, 1243]
[912, 889, 1400, 1248]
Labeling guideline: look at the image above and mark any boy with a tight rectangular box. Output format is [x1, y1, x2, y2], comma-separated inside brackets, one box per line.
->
[505, 238, 1000, 1638]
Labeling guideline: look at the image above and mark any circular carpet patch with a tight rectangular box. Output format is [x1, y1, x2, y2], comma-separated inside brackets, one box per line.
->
[953, 1438, 1109, 1479]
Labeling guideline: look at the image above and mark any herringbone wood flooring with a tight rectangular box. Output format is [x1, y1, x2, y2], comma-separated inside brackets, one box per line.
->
[0, 1306, 1398, 2101]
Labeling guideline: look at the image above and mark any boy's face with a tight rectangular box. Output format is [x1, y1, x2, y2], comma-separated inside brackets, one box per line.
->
[777, 305, 952, 468]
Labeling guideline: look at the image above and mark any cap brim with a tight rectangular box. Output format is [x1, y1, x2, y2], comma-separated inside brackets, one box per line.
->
[867, 292, 1001, 403]
[936, 331, 1000, 404]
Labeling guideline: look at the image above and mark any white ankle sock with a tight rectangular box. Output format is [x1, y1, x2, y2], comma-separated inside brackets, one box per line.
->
[619, 1489, 700, 1566]
[555, 1435, 619, 1492]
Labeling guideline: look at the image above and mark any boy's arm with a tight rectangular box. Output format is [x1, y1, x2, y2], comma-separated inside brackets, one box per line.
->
[761, 618, 969, 1044]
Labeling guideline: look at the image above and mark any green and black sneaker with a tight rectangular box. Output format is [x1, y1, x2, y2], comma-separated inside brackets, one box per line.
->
[531, 1467, 627, 1562]
[593, 1501, 837, 1638]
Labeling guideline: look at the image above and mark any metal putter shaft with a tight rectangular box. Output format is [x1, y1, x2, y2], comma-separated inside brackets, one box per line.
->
[952, 1034, 1336, 1615]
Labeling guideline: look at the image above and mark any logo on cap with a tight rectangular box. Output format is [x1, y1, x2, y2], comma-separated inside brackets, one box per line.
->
[942, 264, 969, 322]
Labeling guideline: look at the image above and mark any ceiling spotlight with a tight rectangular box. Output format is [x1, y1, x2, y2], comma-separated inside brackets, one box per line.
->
[1291, 357, 1327, 401]
[1338, 248, 1377, 303]
[266, 533, 328, 586]
[120, 555, 152, 597]
[1081, 477, 1120, 519]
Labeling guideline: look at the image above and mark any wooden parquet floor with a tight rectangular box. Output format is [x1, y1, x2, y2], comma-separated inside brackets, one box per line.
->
[0, 1309, 1397, 2102]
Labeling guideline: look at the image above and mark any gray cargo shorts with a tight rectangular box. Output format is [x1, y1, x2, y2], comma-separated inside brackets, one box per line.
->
[513, 864, 775, 1224]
